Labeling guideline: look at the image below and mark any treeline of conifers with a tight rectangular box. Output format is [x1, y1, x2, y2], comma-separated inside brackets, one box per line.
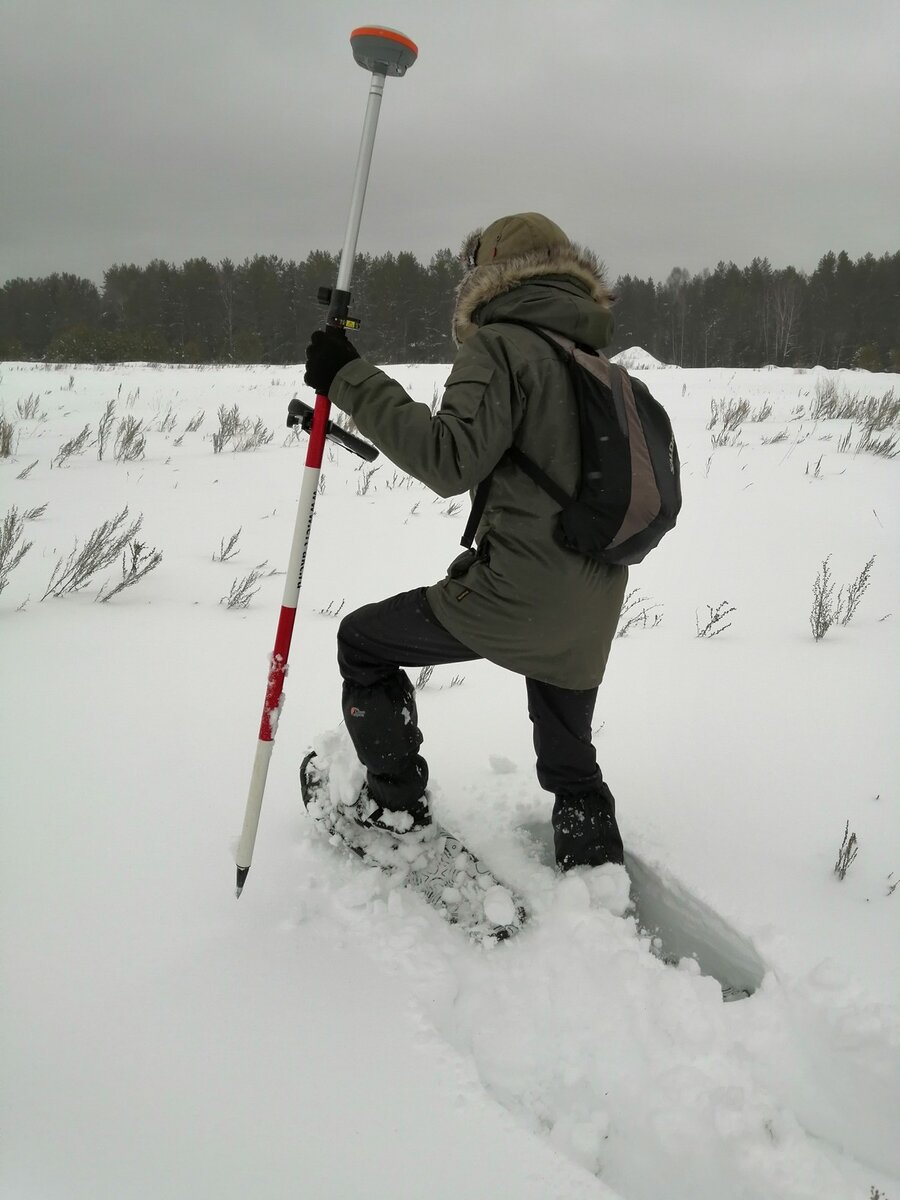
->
[1, 248, 897, 370]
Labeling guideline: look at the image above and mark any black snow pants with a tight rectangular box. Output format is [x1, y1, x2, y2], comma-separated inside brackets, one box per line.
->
[336, 587, 624, 869]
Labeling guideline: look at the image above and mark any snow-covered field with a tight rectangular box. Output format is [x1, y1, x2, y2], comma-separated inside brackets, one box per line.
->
[1, 355, 898, 1200]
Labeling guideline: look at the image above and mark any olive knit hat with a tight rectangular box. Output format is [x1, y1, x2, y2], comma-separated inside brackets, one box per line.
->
[467, 212, 571, 268]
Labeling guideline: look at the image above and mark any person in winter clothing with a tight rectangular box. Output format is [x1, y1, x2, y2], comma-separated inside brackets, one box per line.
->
[303, 212, 626, 868]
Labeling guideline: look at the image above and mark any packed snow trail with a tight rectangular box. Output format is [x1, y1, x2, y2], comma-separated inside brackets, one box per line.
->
[295, 782, 900, 1197]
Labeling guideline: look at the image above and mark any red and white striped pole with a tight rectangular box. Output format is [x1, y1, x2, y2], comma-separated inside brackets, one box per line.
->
[235, 26, 418, 897]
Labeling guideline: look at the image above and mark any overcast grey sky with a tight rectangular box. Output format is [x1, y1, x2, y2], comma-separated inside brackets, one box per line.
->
[2, 0, 898, 287]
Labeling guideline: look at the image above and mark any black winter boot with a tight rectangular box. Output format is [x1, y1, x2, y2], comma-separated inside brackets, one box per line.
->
[357, 773, 431, 833]
[300, 751, 430, 836]
[342, 671, 430, 826]
[553, 782, 624, 870]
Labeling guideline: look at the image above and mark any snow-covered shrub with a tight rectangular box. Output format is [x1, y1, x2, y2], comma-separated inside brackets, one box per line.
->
[0, 507, 33, 596]
[317, 598, 346, 617]
[42, 507, 142, 599]
[841, 556, 876, 625]
[696, 601, 736, 638]
[221, 569, 263, 609]
[233, 417, 273, 452]
[213, 403, 242, 453]
[213, 529, 241, 563]
[818, 387, 900, 458]
[384, 470, 416, 491]
[16, 394, 44, 419]
[852, 426, 898, 458]
[616, 589, 663, 637]
[860, 387, 898, 431]
[356, 466, 380, 496]
[114, 415, 146, 462]
[154, 404, 177, 433]
[53, 424, 91, 468]
[0, 414, 17, 456]
[97, 400, 116, 460]
[811, 377, 841, 418]
[707, 398, 749, 434]
[748, 400, 773, 422]
[97, 539, 163, 602]
[211, 405, 272, 453]
[834, 821, 859, 881]
[809, 555, 876, 640]
[809, 557, 841, 641]
[812, 381, 898, 427]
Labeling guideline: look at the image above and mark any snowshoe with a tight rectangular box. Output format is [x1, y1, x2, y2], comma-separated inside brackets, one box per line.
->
[301, 750, 527, 945]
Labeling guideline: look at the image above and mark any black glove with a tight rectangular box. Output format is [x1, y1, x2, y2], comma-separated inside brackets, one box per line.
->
[303, 328, 360, 396]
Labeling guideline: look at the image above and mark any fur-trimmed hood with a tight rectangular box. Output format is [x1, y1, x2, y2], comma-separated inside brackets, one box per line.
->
[453, 228, 613, 345]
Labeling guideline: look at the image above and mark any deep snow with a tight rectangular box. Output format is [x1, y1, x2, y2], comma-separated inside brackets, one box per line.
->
[1, 356, 898, 1199]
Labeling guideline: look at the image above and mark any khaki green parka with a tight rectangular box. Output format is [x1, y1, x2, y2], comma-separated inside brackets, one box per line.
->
[328, 242, 628, 690]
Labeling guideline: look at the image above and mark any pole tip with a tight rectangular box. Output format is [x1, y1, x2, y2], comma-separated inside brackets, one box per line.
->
[235, 865, 249, 898]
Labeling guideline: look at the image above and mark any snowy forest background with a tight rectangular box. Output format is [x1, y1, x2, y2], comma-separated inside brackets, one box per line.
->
[2, 247, 898, 372]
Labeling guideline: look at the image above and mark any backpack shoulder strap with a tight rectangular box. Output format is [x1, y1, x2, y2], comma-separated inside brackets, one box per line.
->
[460, 473, 492, 549]
[506, 445, 570, 507]
[459, 319, 577, 550]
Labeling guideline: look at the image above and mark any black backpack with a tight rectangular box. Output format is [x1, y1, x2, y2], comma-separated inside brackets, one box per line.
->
[461, 320, 681, 567]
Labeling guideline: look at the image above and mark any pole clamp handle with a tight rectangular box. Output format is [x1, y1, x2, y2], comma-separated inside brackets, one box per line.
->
[286, 398, 379, 462]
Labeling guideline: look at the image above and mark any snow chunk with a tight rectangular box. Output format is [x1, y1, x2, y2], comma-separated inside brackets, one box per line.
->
[552, 873, 592, 914]
[482, 885, 517, 927]
[582, 862, 633, 918]
[554, 863, 633, 918]
[611, 346, 667, 370]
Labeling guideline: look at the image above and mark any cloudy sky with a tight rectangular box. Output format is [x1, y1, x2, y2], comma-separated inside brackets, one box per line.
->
[2, 0, 898, 287]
